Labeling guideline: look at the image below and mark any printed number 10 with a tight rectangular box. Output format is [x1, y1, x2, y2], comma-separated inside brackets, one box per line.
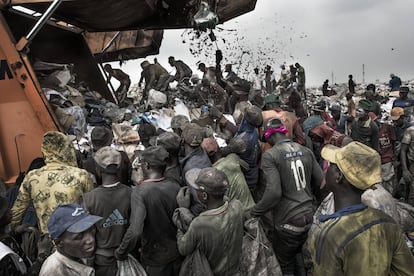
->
[291, 159, 306, 191]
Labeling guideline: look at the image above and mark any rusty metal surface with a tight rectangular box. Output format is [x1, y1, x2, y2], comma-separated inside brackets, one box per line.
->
[0, 12, 60, 184]
[19, 0, 257, 31]
[84, 29, 163, 62]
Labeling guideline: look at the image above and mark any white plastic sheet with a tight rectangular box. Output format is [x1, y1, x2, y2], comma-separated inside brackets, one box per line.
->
[174, 98, 191, 120]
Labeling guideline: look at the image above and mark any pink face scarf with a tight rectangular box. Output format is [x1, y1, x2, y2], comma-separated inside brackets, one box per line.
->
[263, 125, 288, 140]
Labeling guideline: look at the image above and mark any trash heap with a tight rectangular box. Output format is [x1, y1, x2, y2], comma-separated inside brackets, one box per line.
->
[34, 61, 232, 159]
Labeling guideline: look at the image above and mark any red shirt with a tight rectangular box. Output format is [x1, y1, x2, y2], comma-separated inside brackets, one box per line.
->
[378, 123, 396, 164]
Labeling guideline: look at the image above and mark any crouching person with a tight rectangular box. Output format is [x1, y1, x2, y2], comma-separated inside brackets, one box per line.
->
[40, 204, 102, 276]
[176, 167, 244, 275]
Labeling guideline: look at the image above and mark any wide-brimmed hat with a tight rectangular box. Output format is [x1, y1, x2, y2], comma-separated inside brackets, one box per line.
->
[321, 141, 381, 190]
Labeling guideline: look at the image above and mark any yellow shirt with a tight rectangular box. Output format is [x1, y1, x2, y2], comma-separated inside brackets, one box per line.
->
[11, 163, 94, 234]
[308, 207, 414, 275]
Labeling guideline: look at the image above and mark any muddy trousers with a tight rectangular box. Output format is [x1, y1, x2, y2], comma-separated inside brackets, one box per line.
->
[272, 224, 309, 276]
[142, 257, 182, 276]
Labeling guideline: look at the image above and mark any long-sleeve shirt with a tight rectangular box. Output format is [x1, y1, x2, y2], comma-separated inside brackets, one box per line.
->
[116, 178, 180, 266]
[308, 206, 414, 275]
[177, 200, 244, 276]
[11, 162, 94, 234]
[213, 154, 255, 209]
[40, 251, 94, 276]
[251, 140, 323, 224]
[350, 118, 379, 151]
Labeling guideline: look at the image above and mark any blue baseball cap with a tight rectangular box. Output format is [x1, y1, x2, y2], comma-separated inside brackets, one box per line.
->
[48, 204, 102, 240]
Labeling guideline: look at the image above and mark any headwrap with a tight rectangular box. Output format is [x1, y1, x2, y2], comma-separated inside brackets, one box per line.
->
[263, 125, 288, 140]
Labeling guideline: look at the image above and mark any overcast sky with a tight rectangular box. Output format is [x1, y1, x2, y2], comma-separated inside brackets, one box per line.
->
[121, 0, 414, 87]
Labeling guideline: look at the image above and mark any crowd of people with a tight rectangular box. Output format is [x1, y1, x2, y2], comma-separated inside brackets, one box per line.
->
[1, 55, 414, 276]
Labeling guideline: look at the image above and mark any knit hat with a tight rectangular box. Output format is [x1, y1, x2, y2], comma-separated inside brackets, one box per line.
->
[358, 99, 373, 112]
[244, 105, 263, 127]
[140, 60, 150, 69]
[141, 146, 169, 166]
[303, 115, 324, 134]
[182, 123, 204, 146]
[329, 103, 341, 112]
[264, 94, 280, 105]
[400, 86, 410, 93]
[93, 146, 122, 174]
[91, 126, 113, 149]
[321, 141, 381, 190]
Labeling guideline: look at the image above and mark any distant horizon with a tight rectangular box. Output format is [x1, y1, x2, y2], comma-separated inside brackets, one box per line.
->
[113, 0, 414, 88]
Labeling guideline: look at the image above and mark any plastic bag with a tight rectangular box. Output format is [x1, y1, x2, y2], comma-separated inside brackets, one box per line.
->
[64, 106, 87, 136]
[362, 184, 397, 219]
[396, 201, 414, 232]
[239, 218, 282, 276]
[116, 254, 147, 276]
[157, 108, 174, 131]
[45, 66, 72, 88]
[174, 99, 191, 120]
[179, 249, 214, 276]
[147, 89, 167, 108]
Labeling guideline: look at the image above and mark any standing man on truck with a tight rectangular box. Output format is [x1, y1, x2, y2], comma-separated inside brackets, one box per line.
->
[104, 64, 131, 107]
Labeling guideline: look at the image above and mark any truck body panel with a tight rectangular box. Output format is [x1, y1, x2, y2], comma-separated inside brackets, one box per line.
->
[0, 12, 60, 184]
[0, 9, 113, 184]
[21, 0, 258, 31]
[84, 29, 163, 63]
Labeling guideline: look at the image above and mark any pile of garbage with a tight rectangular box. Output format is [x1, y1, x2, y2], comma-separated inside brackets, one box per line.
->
[34, 60, 414, 160]
[306, 81, 414, 123]
[34, 61, 230, 159]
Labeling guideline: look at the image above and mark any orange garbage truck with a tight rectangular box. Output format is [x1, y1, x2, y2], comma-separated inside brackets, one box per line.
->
[0, 8, 118, 185]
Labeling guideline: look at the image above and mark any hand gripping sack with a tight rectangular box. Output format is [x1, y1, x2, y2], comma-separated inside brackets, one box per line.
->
[240, 218, 282, 276]
[116, 254, 147, 276]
